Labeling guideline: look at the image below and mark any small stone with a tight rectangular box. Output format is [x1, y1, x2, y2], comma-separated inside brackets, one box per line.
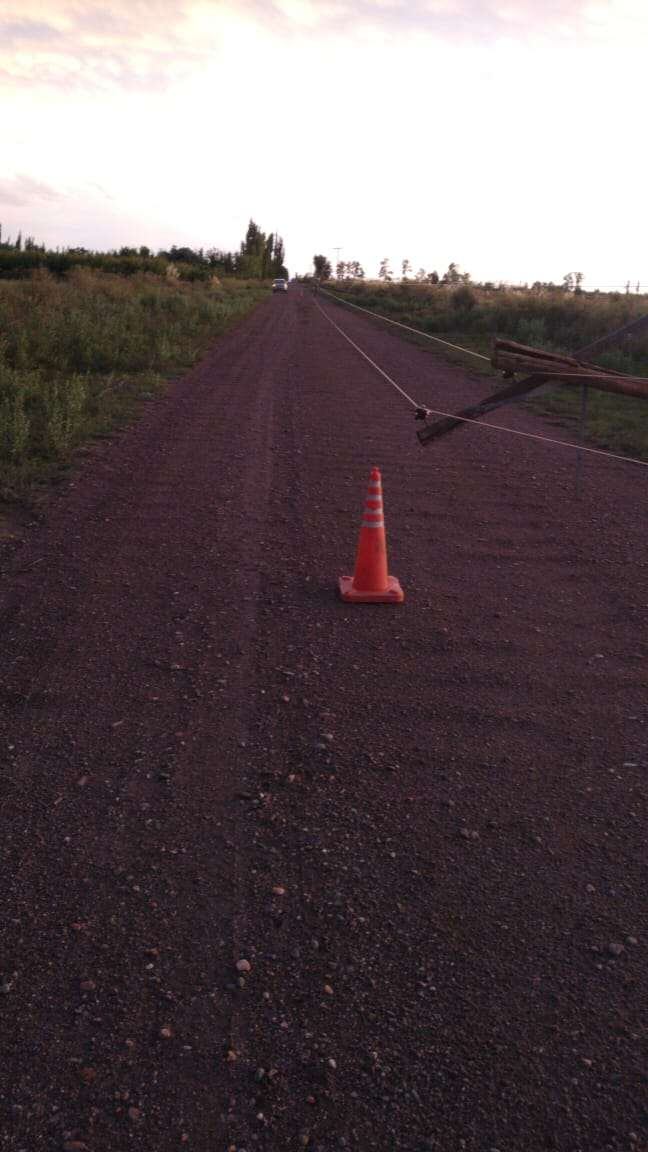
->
[626, 935, 638, 946]
[581, 1057, 593, 1068]
[255, 1067, 266, 1082]
[608, 942, 624, 957]
[159, 1026, 173, 1039]
[328, 1058, 337, 1069]
[226, 1049, 238, 1063]
[127, 1107, 141, 1122]
[272, 886, 286, 896]
[80, 979, 96, 992]
[323, 984, 334, 996]
[585, 884, 595, 894]
[320, 732, 334, 743]
[77, 775, 89, 788]
[236, 959, 251, 973]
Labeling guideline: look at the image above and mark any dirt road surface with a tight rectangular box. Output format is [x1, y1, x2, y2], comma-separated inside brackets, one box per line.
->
[1, 288, 646, 1152]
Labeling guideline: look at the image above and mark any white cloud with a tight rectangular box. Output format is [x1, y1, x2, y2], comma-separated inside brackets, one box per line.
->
[273, 0, 330, 26]
[0, 173, 63, 208]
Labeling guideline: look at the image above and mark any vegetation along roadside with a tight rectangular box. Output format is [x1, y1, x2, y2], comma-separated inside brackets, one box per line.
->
[0, 218, 281, 500]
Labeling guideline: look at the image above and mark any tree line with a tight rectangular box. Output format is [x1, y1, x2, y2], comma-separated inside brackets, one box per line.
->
[311, 254, 627, 296]
[312, 254, 470, 285]
[0, 219, 287, 281]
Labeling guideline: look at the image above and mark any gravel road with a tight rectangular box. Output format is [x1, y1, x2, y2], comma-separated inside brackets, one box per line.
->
[0, 287, 646, 1152]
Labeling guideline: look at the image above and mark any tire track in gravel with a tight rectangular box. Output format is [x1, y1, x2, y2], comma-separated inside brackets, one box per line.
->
[0, 297, 297, 1151]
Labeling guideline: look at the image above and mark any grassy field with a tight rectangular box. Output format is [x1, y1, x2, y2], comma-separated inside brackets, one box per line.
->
[323, 280, 648, 459]
[0, 269, 266, 497]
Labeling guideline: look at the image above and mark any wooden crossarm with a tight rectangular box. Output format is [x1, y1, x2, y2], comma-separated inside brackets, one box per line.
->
[418, 314, 648, 446]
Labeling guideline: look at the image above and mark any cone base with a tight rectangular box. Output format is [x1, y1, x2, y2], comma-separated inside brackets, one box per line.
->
[338, 575, 405, 604]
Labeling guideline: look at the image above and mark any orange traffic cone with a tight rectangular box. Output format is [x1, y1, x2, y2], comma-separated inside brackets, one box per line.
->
[338, 468, 405, 604]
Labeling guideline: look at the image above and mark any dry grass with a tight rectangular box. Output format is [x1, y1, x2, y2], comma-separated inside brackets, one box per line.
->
[0, 269, 266, 496]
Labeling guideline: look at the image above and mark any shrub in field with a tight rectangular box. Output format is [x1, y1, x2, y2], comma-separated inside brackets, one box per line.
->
[37, 377, 86, 458]
[451, 285, 477, 311]
[0, 385, 30, 462]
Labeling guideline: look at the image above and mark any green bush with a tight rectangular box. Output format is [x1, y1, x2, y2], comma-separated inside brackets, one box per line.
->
[451, 285, 477, 311]
[0, 387, 29, 462]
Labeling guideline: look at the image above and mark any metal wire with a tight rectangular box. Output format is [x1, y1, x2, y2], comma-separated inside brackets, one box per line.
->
[315, 300, 422, 409]
[315, 298, 648, 471]
[319, 287, 491, 362]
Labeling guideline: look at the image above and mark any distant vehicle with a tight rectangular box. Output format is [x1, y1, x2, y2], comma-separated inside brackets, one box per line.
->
[272, 278, 288, 293]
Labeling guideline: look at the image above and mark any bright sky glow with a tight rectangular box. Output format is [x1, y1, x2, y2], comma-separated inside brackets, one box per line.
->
[1, 0, 647, 286]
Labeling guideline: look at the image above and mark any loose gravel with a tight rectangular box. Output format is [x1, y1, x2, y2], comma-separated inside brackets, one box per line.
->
[0, 288, 646, 1151]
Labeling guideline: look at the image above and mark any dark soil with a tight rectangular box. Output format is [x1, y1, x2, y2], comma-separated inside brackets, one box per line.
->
[1, 288, 646, 1152]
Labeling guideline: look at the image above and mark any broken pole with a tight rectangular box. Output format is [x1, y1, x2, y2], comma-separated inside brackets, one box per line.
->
[418, 310, 648, 447]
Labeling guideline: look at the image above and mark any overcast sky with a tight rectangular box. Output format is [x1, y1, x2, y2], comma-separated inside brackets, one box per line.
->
[1, 0, 647, 286]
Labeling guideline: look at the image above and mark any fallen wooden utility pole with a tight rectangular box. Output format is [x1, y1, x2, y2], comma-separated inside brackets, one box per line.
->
[417, 312, 648, 446]
[491, 343, 648, 400]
